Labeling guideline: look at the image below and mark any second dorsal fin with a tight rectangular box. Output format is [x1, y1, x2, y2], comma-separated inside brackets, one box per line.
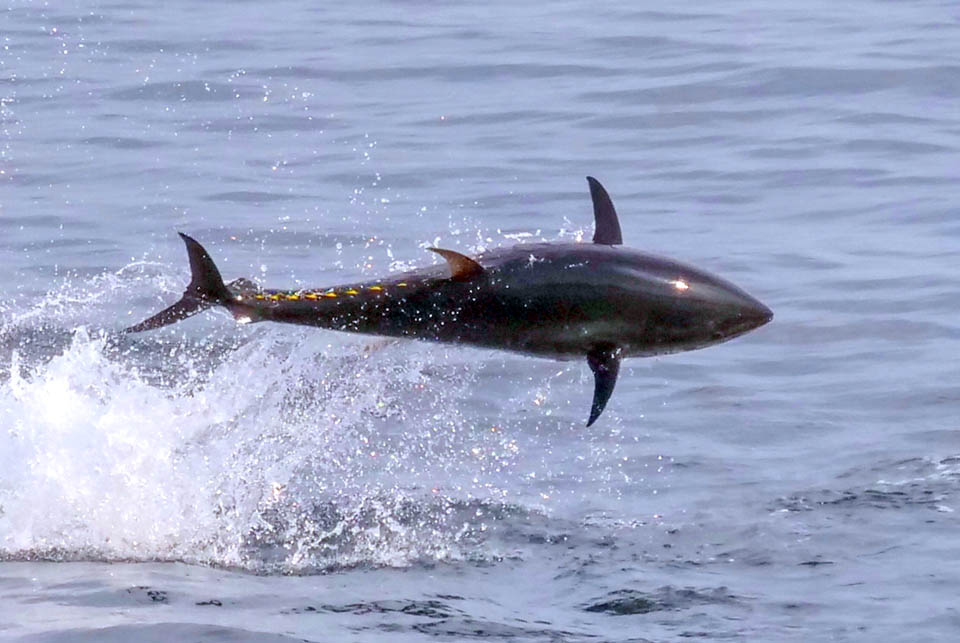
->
[428, 247, 486, 281]
[586, 176, 623, 245]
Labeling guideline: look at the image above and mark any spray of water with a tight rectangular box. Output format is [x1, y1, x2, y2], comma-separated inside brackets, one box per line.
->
[0, 264, 537, 573]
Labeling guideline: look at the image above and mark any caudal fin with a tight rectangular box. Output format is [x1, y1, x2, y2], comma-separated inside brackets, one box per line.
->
[125, 233, 233, 333]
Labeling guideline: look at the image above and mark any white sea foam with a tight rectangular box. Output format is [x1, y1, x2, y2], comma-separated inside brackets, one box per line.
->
[0, 270, 528, 573]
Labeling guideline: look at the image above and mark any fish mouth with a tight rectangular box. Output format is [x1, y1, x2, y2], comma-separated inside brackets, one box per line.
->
[747, 300, 774, 328]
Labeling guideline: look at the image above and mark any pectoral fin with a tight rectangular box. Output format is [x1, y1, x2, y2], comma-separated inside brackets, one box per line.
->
[586, 345, 622, 427]
[427, 247, 486, 281]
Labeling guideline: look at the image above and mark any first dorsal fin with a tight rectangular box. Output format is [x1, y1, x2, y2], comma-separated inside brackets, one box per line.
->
[586, 176, 623, 245]
[427, 247, 486, 281]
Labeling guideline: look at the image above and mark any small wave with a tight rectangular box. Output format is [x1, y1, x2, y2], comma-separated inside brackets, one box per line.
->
[772, 456, 960, 515]
[108, 81, 263, 103]
[583, 585, 741, 615]
[80, 136, 165, 150]
[17, 623, 315, 643]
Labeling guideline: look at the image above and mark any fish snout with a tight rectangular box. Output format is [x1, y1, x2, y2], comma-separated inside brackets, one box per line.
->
[715, 290, 773, 339]
[741, 294, 773, 329]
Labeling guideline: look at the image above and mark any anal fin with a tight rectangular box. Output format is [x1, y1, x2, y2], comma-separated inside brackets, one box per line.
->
[586, 345, 622, 427]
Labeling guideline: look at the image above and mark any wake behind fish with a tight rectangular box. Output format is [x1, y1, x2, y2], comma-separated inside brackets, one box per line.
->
[0, 266, 544, 574]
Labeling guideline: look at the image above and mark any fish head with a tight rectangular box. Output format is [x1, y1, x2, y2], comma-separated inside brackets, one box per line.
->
[622, 254, 773, 352]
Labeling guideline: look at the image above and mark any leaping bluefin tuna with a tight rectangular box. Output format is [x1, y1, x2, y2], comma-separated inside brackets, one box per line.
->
[126, 177, 772, 425]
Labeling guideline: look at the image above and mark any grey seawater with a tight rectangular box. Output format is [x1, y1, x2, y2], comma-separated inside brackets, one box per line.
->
[2, 0, 960, 641]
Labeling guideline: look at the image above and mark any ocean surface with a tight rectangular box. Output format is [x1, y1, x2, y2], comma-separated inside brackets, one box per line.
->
[2, 0, 960, 640]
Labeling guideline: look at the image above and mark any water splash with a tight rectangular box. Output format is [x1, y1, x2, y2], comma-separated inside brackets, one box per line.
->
[0, 266, 537, 574]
